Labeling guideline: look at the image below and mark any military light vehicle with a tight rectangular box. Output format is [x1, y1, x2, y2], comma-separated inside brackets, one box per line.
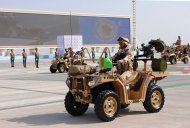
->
[64, 43, 168, 121]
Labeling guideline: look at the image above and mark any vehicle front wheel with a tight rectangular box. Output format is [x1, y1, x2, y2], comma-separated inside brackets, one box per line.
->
[143, 85, 165, 113]
[50, 65, 57, 73]
[65, 91, 89, 116]
[183, 57, 189, 64]
[169, 56, 177, 64]
[94, 90, 120, 122]
[58, 64, 65, 73]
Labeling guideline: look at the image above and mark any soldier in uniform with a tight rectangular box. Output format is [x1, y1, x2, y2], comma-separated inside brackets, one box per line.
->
[10, 49, 15, 67]
[112, 37, 133, 78]
[64, 48, 70, 60]
[91, 47, 95, 63]
[55, 48, 59, 60]
[22, 49, 27, 68]
[81, 47, 85, 58]
[69, 48, 74, 58]
[176, 36, 181, 46]
[35, 48, 39, 68]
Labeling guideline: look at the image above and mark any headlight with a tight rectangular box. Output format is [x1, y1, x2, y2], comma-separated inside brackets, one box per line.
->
[88, 80, 95, 86]
[66, 78, 71, 88]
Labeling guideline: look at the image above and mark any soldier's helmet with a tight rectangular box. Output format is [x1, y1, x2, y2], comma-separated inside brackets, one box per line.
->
[117, 37, 129, 46]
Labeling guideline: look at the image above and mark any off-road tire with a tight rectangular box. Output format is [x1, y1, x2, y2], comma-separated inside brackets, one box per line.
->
[50, 65, 57, 73]
[143, 85, 165, 113]
[169, 56, 177, 64]
[58, 64, 65, 73]
[65, 91, 89, 116]
[94, 90, 120, 122]
[183, 57, 189, 64]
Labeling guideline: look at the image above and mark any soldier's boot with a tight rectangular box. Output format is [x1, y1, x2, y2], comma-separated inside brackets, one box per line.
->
[12, 60, 14, 67]
[23, 61, 26, 68]
[36, 60, 39, 68]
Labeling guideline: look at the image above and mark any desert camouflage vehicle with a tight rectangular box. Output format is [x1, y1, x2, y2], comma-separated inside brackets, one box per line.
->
[161, 44, 190, 64]
[64, 47, 168, 122]
[50, 47, 92, 73]
[50, 59, 69, 73]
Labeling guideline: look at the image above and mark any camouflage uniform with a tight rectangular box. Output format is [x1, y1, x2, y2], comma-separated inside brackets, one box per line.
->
[64, 49, 69, 60]
[112, 37, 133, 79]
[113, 48, 133, 75]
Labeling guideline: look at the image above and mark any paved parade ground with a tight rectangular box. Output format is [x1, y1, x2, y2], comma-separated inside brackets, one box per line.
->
[0, 59, 190, 128]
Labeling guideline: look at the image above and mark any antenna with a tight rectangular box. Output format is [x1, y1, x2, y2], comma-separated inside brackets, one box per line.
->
[69, 11, 73, 48]
[132, 0, 137, 51]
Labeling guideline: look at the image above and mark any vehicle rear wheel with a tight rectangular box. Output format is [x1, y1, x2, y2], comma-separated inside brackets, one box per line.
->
[143, 85, 165, 113]
[94, 90, 120, 122]
[183, 57, 189, 64]
[65, 91, 89, 116]
[169, 56, 177, 64]
[50, 65, 57, 73]
[58, 64, 65, 73]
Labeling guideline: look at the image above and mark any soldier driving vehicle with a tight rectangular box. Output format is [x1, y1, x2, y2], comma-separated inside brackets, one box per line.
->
[65, 38, 168, 122]
[112, 37, 133, 75]
[55, 48, 59, 60]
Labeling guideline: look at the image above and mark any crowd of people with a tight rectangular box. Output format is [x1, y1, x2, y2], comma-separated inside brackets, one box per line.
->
[9, 48, 39, 68]
[8, 37, 132, 75]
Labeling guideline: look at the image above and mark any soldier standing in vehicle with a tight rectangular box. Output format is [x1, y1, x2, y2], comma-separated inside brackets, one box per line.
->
[35, 48, 39, 68]
[112, 37, 133, 77]
[22, 49, 27, 68]
[176, 36, 182, 46]
[55, 48, 59, 60]
[81, 47, 85, 58]
[10, 49, 15, 67]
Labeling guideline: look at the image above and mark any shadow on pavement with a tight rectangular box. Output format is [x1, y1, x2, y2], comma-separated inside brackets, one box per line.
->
[118, 108, 148, 117]
[7, 111, 102, 125]
[7, 108, 148, 125]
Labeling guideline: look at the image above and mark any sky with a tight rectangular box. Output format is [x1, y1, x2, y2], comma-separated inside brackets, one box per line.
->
[0, 0, 190, 45]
